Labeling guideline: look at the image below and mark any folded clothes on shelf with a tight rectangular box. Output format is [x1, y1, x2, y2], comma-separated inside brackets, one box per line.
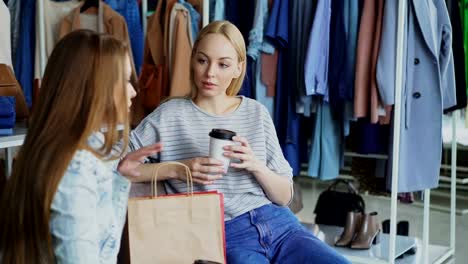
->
[0, 128, 13, 136]
[0, 96, 16, 129]
[0, 116, 15, 129]
[0, 96, 15, 117]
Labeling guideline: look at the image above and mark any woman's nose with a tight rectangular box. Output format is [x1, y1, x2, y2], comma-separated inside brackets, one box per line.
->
[206, 63, 216, 77]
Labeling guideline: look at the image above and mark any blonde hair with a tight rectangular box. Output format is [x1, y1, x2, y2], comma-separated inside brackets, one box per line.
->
[0, 30, 131, 263]
[189, 20, 247, 98]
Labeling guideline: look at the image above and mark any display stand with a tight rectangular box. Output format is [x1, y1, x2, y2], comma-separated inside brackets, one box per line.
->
[389, 1, 456, 263]
[0, 122, 27, 177]
[319, 225, 417, 263]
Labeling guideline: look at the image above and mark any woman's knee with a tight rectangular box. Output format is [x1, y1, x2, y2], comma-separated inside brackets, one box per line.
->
[276, 230, 350, 264]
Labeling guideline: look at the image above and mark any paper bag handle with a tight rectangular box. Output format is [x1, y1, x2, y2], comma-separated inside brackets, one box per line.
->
[151, 161, 194, 197]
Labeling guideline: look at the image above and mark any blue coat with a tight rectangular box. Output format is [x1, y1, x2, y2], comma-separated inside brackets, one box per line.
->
[105, 0, 144, 74]
[14, 0, 35, 108]
[377, 0, 456, 192]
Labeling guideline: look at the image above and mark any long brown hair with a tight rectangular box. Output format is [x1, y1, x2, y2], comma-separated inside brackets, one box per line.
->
[0, 30, 131, 263]
[189, 20, 247, 99]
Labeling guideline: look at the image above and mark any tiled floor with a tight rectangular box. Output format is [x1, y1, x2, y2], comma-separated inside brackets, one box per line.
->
[295, 178, 468, 264]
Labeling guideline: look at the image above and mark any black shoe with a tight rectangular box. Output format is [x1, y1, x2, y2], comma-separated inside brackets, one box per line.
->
[382, 219, 390, 234]
[404, 246, 417, 255]
[397, 221, 409, 236]
[381, 220, 411, 259]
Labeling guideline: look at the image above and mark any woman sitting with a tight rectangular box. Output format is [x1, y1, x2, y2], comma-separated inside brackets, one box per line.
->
[130, 21, 350, 264]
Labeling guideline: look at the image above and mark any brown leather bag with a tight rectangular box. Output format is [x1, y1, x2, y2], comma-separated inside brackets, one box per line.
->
[0, 64, 29, 119]
[139, 63, 164, 111]
[140, 61, 171, 113]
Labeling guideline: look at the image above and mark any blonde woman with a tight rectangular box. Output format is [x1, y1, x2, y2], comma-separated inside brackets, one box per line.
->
[0, 30, 161, 263]
[130, 21, 350, 263]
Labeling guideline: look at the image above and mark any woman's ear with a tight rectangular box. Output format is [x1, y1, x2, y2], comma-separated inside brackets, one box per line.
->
[234, 61, 244, 78]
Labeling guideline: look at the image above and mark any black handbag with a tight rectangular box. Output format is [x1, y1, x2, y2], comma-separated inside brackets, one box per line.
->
[314, 180, 365, 227]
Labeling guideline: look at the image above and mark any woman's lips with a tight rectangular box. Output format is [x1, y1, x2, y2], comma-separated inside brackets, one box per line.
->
[202, 81, 217, 89]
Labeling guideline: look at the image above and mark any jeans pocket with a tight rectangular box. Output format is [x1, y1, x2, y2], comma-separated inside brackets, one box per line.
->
[225, 213, 250, 236]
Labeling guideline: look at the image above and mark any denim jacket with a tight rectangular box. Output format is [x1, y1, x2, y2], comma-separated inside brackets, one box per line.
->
[50, 133, 130, 263]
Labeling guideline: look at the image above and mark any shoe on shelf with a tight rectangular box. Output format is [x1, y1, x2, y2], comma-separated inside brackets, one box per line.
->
[335, 211, 363, 247]
[382, 219, 410, 236]
[397, 220, 409, 236]
[350, 212, 381, 250]
[382, 219, 390, 234]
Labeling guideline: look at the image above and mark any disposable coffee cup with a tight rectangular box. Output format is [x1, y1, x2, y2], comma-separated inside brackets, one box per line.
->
[209, 129, 236, 172]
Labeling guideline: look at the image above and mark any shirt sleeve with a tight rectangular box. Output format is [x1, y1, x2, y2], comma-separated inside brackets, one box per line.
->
[49, 153, 100, 264]
[304, 0, 331, 99]
[129, 109, 162, 152]
[247, 0, 268, 60]
[261, 105, 293, 182]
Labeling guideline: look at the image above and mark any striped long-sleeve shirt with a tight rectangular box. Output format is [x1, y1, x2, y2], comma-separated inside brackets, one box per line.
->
[129, 96, 293, 220]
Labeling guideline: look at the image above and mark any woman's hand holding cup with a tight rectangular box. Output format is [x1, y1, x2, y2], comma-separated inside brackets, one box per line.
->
[182, 157, 225, 185]
[223, 136, 261, 173]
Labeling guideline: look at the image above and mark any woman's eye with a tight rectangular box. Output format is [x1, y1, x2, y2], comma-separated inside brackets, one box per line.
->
[220, 63, 229, 68]
[198, 59, 207, 64]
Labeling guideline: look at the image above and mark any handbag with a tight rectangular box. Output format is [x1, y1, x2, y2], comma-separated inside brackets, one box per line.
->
[139, 62, 169, 112]
[0, 64, 29, 119]
[127, 162, 226, 264]
[314, 180, 365, 227]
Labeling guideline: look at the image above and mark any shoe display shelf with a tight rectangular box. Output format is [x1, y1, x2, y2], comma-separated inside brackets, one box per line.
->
[318, 225, 453, 264]
[0, 122, 27, 177]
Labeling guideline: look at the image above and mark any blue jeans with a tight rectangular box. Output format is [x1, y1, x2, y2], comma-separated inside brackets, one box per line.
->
[225, 204, 350, 264]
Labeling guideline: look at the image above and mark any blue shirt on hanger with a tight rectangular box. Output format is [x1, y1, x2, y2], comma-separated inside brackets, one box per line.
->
[179, 0, 201, 41]
[266, 0, 301, 175]
[105, 0, 144, 74]
[14, 0, 35, 107]
[8, 0, 21, 66]
[209, 0, 225, 22]
[304, 0, 331, 101]
[266, 0, 287, 129]
[307, 99, 343, 180]
[340, 0, 360, 102]
[239, 58, 254, 98]
[225, 0, 256, 98]
[265, 0, 287, 49]
[247, 0, 274, 116]
[292, 0, 315, 117]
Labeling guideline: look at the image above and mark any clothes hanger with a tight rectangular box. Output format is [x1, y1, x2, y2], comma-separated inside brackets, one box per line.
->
[80, 0, 99, 13]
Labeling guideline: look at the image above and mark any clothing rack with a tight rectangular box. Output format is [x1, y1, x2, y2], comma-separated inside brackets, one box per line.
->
[34, 0, 456, 263]
[389, 1, 456, 263]
[141, 0, 210, 35]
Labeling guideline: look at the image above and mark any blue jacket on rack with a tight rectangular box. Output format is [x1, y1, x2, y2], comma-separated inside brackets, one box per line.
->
[14, 0, 35, 107]
[105, 0, 144, 74]
[377, 0, 456, 192]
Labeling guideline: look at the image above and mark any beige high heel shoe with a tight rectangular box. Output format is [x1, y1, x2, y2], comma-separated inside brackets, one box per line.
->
[350, 212, 381, 250]
[335, 211, 363, 247]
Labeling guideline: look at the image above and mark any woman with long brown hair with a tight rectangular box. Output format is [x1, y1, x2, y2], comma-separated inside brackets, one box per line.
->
[0, 30, 161, 263]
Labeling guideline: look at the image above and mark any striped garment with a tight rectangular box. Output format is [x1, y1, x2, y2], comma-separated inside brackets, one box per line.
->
[129, 96, 293, 220]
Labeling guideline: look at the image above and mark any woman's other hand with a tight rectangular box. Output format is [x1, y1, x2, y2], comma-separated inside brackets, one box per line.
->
[181, 157, 225, 185]
[223, 136, 261, 173]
